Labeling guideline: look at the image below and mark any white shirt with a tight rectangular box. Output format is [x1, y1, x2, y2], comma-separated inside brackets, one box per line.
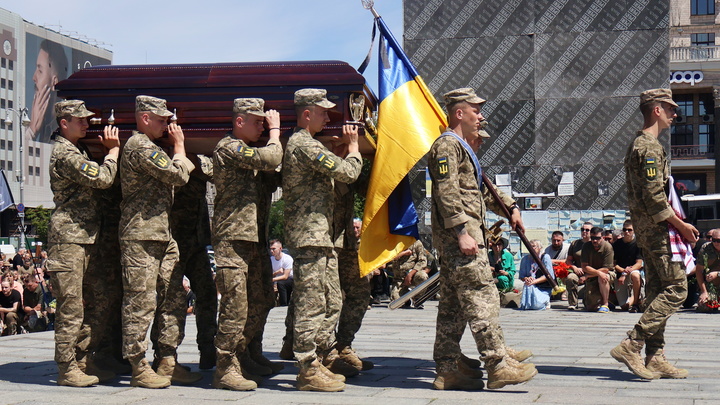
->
[544, 242, 569, 261]
[271, 253, 293, 280]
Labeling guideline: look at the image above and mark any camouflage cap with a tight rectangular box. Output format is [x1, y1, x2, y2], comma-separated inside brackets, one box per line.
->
[294, 88, 336, 108]
[443, 87, 486, 107]
[478, 119, 490, 138]
[639, 88, 679, 108]
[233, 98, 267, 117]
[135, 95, 173, 117]
[54, 100, 95, 118]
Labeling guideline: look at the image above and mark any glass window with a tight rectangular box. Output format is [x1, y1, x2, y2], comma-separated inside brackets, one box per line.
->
[692, 0, 715, 15]
[27, 147, 32, 156]
[7, 80, 11, 91]
[34, 167, 40, 177]
[28, 166, 32, 176]
[0, 161, 5, 170]
[699, 93, 715, 116]
[674, 94, 693, 118]
[0, 78, 5, 89]
[8, 140, 12, 151]
[671, 124, 694, 145]
[691, 33, 715, 46]
[8, 60, 12, 70]
[0, 99, 4, 109]
[698, 124, 715, 152]
[35, 148, 40, 157]
[8, 161, 13, 171]
[8, 100, 12, 108]
[0, 58, 4, 68]
[0, 140, 5, 149]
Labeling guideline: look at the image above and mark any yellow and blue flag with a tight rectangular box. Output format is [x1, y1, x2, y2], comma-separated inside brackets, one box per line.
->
[358, 17, 447, 277]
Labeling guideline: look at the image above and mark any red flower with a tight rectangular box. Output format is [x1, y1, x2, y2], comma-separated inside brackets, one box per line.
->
[553, 262, 569, 279]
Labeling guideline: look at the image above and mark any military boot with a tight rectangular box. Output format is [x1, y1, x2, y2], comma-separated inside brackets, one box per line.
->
[321, 348, 359, 378]
[57, 360, 99, 387]
[212, 350, 257, 391]
[250, 350, 284, 374]
[156, 356, 202, 385]
[459, 353, 482, 369]
[199, 347, 217, 370]
[506, 346, 533, 362]
[486, 359, 537, 389]
[279, 339, 294, 360]
[129, 356, 170, 389]
[457, 358, 484, 379]
[610, 338, 659, 380]
[505, 356, 535, 371]
[296, 359, 345, 392]
[318, 362, 346, 382]
[645, 351, 688, 379]
[433, 369, 485, 390]
[77, 353, 116, 383]
[239, 351, 273, 376]
[240, 366, 264, 385]
[337, 345, 374, 371]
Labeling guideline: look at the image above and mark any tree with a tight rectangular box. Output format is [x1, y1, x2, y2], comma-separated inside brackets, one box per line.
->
[25, 205, 52, 245]
[268, 199, 285, 241]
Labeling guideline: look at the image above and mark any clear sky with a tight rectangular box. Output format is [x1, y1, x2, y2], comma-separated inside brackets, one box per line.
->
[4, 0, 403, 92]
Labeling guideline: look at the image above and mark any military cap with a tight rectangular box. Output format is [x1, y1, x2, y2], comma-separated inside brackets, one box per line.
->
[233, 98, 267, 117]
[54, 100, 95, 118]
[443, 88, 486, 107]
[135, 95, 173, 117]
[294, 88, 336, 108]
[639, 88, 679, 108]
[478, 119, 490, 138]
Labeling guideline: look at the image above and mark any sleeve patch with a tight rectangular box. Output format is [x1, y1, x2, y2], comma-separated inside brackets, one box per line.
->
[150, 151, 169, 168]
[80, 163, 99, 178]
[316, 152, 337, 170]
[437, 157, 449, 178]
[644, 157, 657, 180]
[237, 145, 256, 157]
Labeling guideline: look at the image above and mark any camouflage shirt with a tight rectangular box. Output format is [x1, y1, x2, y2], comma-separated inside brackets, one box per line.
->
[212, 132, 282, 242]
[119, 131, 194, 241]
[428, 135, 514, 253]
[48, 135, 118, 244]
[332, 182, 357, 250]
[391, 239, 427, 277]
[697, 243, 720, 275]
[171, 173, 212, 247]
[283, 127, 362, 248]
[624, 130, 674, 224]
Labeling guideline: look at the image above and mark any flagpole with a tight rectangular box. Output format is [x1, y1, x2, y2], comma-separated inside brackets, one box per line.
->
[361, 0, 380, 18]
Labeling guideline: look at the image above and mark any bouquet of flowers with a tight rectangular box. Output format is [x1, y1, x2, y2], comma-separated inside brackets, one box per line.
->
[553, 262, 570, 279]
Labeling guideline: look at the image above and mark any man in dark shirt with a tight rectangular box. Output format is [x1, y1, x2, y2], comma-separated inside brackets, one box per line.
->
[0, 279, 22, 335]
[582, 227, 615, 312]
[22, 274, 47, 332]
[11, 249, 25, 272]
[612, 220, 643, 312]
[565, 222, 593, 310]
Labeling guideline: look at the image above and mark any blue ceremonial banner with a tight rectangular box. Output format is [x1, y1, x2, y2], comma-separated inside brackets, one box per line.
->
[0, 169, 15, 212]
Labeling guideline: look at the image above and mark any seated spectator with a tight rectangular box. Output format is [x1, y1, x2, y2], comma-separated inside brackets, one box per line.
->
[269, 239, 294, 307]
[0, 253, 10, 273]
[388, 239, 428, 307]
[582, 227, 615, 312]
[489, 237, 516, 293]
[370, 265, 390, 305]
[2, 271, 23, 304]
[183, 277, 196, 314]
[602, 230, 614, 243]
[566, 222, 592, 310]
[696, 228, 720, 312]
[612, 220, 644, 312]
[544, 231, 569, 265]
[11, 248, 24, 272]
[22, 274, 47, 332]
[519, 240, 555, 310]
[0, 279, 22, 335]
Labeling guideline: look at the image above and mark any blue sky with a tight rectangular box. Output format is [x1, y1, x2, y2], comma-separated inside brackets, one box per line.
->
[5, 0, 403, 92]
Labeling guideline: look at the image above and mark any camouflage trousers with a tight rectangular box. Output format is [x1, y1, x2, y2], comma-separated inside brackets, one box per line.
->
[336, 248, 371, 347]
[244, 243, 275, 357]
[47, 243, 95, 363]
[628, 226, 687, 355]
[151, 242, 217, 354]
[291, 247, 341, 363]
[434, 248, 507, 373]
[213, 240, 252, 354]
[120, 239, 185, 359]
[390, 269, 429, 301]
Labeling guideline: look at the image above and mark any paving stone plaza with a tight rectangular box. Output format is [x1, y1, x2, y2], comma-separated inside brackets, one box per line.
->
[1, 300, 718, 404]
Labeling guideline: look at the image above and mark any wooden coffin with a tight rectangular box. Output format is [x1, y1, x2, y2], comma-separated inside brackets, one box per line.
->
[55, 60, 378, 158]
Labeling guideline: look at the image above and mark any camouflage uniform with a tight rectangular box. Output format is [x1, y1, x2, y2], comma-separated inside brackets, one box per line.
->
[624, 129, 687, 355]
[47, 117, 118, 365]
[283, 127, 362, 363]
[428, 134, 515, 373]
[389, 239, 428, 301]
[333, 182, 371, 348]
[119, 130, 194, 359]
[696, 243, 720, 311]
[212, 131, 281, 356]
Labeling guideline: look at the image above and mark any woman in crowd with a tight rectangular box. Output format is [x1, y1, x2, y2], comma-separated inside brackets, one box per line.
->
[519, 240, 555, 310]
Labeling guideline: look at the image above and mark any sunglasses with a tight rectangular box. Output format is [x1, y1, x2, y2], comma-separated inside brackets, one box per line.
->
[590, 236, 602, 241]
[581, 229, 591, 232]
[713, 238, 720, 243]
[623, 228, 633, 232]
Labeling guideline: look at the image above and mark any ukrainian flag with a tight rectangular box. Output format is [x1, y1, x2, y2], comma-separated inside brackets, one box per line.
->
[358, 17, 447, 277]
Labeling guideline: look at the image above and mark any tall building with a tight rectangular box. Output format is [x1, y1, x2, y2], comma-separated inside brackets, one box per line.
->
[0, 8, 111, 240]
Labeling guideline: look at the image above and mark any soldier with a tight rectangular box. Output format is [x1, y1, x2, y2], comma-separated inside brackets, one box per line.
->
[211, 98, 282, 391]
[388, 239, 428, 307]
[611, 88, 699, 380]
[283, 88, 362, 391]
[119, 95, 198, 388]
[428, 88, 537, 390]
[46, 100, 119, 386]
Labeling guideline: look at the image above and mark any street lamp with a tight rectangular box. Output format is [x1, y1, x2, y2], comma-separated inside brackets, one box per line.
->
[4, 107, 30, 250]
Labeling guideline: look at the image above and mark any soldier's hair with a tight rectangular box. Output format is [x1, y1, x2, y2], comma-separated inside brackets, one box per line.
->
[295, 104, 314, 117]
[583, 221, 593, 227]
[590, 226, 604, 235]
[445, 101, 468, 120]
[56, 115, 73, 127]
[269, 239, 282, 247]
[623, 219, 632, 227]
[551, 231, 564, 238]
[640, 101, 659, 117]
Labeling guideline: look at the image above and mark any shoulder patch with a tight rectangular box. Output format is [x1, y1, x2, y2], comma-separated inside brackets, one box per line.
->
[150, 151, 169, 168]
[80, 162, 99, 178]
[316, 152, 337, 170]
[237, 145, 256, 157]
[644, 157, 657, 180]
[437, 157, 449, 178]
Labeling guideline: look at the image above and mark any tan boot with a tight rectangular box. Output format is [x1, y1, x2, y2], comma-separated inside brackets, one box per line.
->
[279, 339, 294, 360]
[506, 346, 533, 362]
[239, 351, 273, 376]
[318, 362, 346, 382]
[645, 351, 688, 379]
[57, 360, 99, 387]
[212, 350, 257, 391]
[433, 370, 485, 390]
[129, 356, 171, 389]
[459, 353, 482, 369]
[505, 356, 535, 371]
[296, 359, 345, 392]
[337, 345, 374, 371]
[457, 358, 484, 379]
[250, 350, 284, 374]
[610, 338, 659, 380]
[77, 354, 116, 383]
[156, 356, 202, 385]
[486, 359, 537, 390]
[321, 348, 359, 377]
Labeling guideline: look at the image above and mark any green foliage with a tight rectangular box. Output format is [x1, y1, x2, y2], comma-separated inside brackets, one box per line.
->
[268, 199, 285, 241]
[25, 205, 52, 244]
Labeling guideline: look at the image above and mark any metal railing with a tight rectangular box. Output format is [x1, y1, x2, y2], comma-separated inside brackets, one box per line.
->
[671, 144, 715, 159]
[671, 46, 720, 62]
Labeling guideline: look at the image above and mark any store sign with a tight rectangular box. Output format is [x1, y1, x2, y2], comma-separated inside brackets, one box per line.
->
[670, 71, 704, 86]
